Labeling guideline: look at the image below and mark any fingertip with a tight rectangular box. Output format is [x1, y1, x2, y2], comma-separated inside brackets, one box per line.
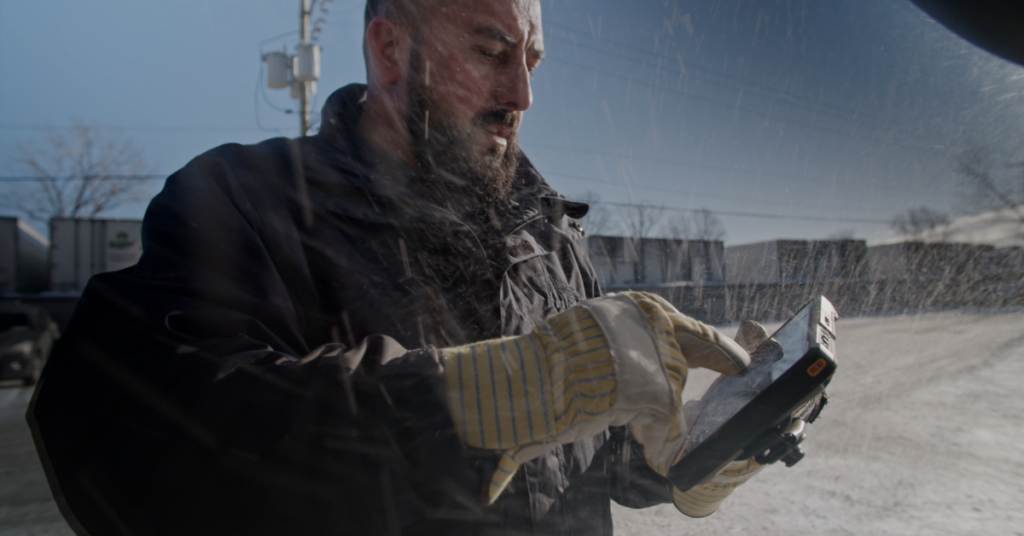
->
[734, 320, 769, 353]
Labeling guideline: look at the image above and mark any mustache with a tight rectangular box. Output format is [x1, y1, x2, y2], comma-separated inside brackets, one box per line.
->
[475, 108, 519, 130]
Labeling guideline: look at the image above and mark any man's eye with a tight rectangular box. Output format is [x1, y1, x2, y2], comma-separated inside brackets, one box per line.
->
[478, 49, 502, 60]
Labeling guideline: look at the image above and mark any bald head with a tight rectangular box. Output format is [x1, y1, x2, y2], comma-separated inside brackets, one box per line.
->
[364, 0, 437, 36]
[363, 0, 435, 72]
[359, 0, 544, 207]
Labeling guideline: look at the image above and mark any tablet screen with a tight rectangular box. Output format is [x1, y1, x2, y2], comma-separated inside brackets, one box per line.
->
[676, 298, 835, 461]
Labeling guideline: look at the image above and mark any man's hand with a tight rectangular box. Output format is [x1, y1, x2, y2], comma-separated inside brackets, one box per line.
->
[440, 291, 749, 504]
[670, 319, 771, 517]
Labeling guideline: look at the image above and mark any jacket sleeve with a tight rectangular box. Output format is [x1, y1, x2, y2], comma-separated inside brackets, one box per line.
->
[27, 147, 484, 536]
[605, 426, 676, 508]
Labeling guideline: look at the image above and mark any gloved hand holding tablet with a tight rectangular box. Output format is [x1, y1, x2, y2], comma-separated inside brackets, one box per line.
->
[669, 296, 837, 516]
[440, 291, 750, 504]
[438, 292, 835, 514]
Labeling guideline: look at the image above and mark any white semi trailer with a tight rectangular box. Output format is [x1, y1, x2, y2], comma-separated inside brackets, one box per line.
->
[585, 235, 726, 288]
[0, 218, 50, 294]
[50, 218, 144, 292]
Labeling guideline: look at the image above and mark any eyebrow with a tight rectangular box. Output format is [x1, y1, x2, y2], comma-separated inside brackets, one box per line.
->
[474, 26, 546, 60]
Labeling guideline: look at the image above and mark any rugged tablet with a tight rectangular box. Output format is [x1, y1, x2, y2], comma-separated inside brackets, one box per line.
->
[667, 296, 838, 492]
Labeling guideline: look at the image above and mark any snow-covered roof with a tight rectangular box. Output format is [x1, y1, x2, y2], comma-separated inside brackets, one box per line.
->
[874, 206, 1024, 249]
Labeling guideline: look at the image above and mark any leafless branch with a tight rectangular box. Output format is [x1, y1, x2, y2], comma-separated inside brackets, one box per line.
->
[5, 119, 152, 222]
[669, 208, 726, 241]
[956, 147, 1024, 225]
[891, 206, 950, 239]
[576, 190, 617, 236]
[621, 203, 663, 242]
[620, 203, 664, 284]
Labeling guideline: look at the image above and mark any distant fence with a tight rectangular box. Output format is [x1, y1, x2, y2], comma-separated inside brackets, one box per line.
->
[4, 264, 1023, 332]
[620, 271, 1024, 324]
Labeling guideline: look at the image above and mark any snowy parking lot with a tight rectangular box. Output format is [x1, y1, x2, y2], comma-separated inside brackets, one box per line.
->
[613, 309, 1024, 536]
[2, 309, 1022, 536]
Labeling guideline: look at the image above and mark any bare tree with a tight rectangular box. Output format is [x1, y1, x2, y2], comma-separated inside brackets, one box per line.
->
[621, 203, 663, 283]
[668, 208, 726, 241]
[667, 214, 691, 241]
[622, 203, 663, 241]
[955, 147, 1024, 225]
[891, 206, 951, 238]
[576, 190, 617, 236]
[690, 208, 726, 242]
[6, 119, 153, 222]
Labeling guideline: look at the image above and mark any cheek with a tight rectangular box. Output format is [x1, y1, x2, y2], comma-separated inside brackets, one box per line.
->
[431, 66, 493, 116]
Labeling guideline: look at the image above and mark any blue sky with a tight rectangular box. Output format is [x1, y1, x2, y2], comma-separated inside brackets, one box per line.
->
[1, 0, 1022, 245]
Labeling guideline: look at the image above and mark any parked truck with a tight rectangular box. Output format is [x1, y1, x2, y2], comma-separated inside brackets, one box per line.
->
[585, 236, 725, 287]
[50, 218, 144, 292]
[0, 217, 50, 294]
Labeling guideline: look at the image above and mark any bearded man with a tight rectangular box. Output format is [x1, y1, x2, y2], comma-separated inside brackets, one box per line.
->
[28, 1, 762, 535]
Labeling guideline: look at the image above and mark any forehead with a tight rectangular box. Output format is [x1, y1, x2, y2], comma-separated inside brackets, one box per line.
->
[427, 0, 543, 51]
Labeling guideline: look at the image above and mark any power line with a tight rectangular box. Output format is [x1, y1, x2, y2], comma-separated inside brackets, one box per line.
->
[540, 24, 950, 156]
[0, 175, 890, 223]
[545, 32, 882, 128]
[545, 22, 879, 124]
[548, 170, 769, 198]
[544, 171, 893, 214]
[528, 144, 933, 196]
[0, 129, 925, 194]
[0, 121, 922, 191]
[600, 201, 891, 224]
[543, 56, 945, 157]
[530, 143, 815, 182]
[544, 22, 905, 127]
[259, 30, 300, 50]
[0, 175, 167, 183]
[0, 124, 268, 133]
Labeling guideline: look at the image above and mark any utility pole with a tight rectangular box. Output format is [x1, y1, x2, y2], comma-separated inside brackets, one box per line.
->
[260, 0, 322, 137]
[300, 0, 312, 137]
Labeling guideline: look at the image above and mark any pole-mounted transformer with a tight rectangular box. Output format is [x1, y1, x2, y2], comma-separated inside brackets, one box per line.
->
[263, 51, 291, 89]
[293, 44, 321, 82]
[260, 0, 322, 136]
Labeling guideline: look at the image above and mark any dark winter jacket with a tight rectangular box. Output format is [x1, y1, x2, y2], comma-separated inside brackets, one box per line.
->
[28, 84, 673, 536]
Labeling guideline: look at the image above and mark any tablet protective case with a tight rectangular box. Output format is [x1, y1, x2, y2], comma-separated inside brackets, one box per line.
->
[667, 296, 838, 491]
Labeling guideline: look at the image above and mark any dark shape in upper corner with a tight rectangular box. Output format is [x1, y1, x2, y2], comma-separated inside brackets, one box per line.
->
[910, 0, 1024, 67]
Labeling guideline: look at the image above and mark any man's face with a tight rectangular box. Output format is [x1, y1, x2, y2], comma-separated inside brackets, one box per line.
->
[403, 0, 544, 207]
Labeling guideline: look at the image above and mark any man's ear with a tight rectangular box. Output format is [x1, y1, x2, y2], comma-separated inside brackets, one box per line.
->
[365, 16, 406, 88]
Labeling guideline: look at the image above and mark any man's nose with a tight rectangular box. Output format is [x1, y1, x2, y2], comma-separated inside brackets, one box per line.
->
[497, 61, 533, 112]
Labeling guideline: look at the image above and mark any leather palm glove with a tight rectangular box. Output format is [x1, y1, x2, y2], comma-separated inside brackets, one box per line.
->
[440, 291, 749, 505]
[672, 320, 774, 517]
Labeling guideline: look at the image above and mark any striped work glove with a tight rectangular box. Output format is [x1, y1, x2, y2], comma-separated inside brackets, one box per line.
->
[673, 458, 766, 517]
[441, 291, 749, 504]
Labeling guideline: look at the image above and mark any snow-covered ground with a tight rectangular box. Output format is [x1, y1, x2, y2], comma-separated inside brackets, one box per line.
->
[2, 309, 1022, 536]
[0, 386, 71, 536]
[614, 309, 1024, 536]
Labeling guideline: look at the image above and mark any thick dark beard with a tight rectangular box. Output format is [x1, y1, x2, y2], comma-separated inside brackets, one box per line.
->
[404, 49, 521, 212]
